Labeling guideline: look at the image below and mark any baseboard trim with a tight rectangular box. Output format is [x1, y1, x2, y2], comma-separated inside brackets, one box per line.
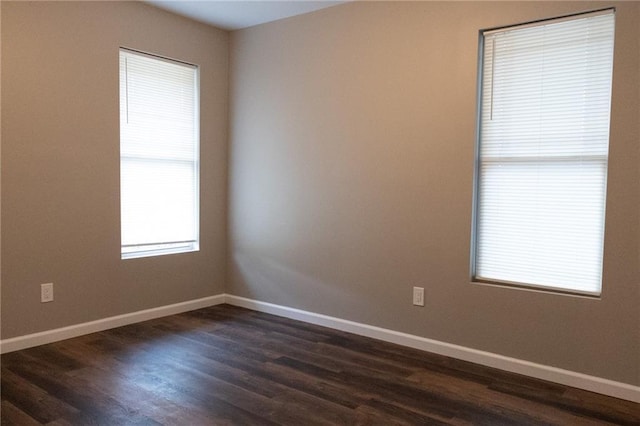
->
[224, 294, 640, 403]
[0, 294, 225, 354]
[2, 293, 637, 402]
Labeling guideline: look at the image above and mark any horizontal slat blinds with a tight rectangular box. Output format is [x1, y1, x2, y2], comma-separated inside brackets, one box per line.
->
[474, 10, 615, 295]
[120, 49, 200, 259]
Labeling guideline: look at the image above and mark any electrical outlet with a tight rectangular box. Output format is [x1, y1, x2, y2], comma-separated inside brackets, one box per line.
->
[41, 283, 54, 303]
[413, 286, 424, 306]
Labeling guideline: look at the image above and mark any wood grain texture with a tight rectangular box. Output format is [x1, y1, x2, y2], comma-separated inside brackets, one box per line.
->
[2, 304, 638, 425]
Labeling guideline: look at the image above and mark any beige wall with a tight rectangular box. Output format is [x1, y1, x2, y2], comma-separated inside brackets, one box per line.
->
[229, 1, 639, 385]
[2, 0, 638, 388]
[1, 1, 229, 338]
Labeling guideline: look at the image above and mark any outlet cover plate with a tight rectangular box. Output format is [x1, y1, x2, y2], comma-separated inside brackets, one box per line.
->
[41, 283, 54, 303]
[413, 286, 424, 306]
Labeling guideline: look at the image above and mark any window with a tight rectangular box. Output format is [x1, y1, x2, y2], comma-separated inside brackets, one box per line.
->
[119, 48, 200, 259]
[472, 9, 615, 295]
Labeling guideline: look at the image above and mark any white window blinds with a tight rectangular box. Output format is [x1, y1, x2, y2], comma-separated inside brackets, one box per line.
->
[474, 9, 615, 295]
[120, 49, 200, 259]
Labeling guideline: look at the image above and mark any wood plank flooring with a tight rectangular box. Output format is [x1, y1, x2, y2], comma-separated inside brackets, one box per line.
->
[2, 304, 638, 425]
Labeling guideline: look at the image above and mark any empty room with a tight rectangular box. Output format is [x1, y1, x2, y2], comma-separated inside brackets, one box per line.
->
[1, 0, 638, 424]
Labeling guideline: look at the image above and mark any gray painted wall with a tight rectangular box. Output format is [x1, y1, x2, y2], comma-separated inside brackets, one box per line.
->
[229, 1, 639, 385]
[1, 0, 638, 388]
[1, 1, 229, 338]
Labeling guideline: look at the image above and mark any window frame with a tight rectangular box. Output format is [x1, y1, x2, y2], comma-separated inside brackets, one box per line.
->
[470, 9, 615, 297]
[119, 47, 201, 260]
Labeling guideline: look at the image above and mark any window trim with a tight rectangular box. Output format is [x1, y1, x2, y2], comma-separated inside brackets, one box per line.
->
[119, 47, 201, 260]
[470, 9, 615, 297]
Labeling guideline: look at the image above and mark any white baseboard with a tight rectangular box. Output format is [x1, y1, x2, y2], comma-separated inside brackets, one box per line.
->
[0, 294, 225, 354]
[224, 294, 640, 403]
[2, 293, 637, 403]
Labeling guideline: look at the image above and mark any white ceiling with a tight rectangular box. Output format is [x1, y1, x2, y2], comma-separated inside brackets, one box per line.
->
[146, 1, 347, 31]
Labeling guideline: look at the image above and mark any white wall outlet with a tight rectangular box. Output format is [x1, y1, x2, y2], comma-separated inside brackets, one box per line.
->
[413, 286, 424, 306]
[41, 283, 54, 303]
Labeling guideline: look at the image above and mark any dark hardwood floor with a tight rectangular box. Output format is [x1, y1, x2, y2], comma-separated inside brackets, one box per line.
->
[1, 304, 638, 425]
